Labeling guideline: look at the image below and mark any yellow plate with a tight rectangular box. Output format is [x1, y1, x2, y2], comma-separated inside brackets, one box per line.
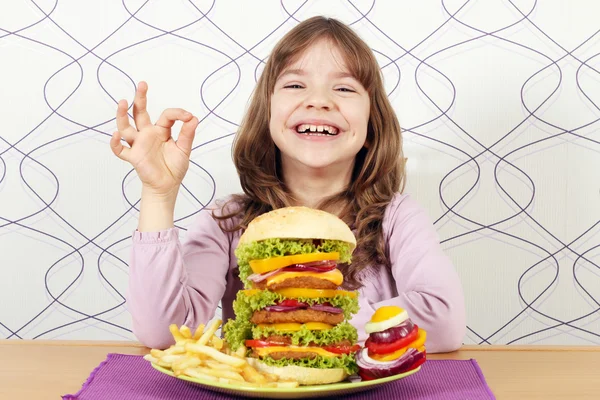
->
[151, 363, 421, 399]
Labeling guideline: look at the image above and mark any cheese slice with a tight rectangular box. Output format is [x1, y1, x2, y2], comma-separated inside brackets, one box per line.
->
[255, 346, 340, 358]
[249, 252, 340, 274]
[256, 322, 333, 331]
[274, 288, 357, 299]
[240, 288, 357, 299]
[266, 269, 343, 287]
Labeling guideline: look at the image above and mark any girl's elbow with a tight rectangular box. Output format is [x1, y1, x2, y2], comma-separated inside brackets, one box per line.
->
[132, 320, 176, 349]
[429, 315, 466, 353]
[440, 323, 466, 352]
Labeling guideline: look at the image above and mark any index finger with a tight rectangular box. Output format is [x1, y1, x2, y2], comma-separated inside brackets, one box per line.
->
[155, 108, 193, 130]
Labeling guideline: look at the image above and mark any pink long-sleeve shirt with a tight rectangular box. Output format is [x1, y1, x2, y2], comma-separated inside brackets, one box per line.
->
[127, 193, 466, 353]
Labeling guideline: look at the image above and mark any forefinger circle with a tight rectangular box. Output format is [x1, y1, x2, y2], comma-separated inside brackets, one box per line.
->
[155, 108, 193, 130]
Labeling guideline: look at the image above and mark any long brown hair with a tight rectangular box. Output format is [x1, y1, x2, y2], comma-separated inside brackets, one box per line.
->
[215, 16, 405, 289]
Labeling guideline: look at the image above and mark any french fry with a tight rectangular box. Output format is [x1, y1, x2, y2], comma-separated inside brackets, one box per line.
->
[219, 338, 231, 356]
[145, 323, 300, 388]
[242, 364, 267, 384]
[179, 325, 192, 339]
[196, 367, 245, 381]
[150, 349, 164, 358]
[183, 368, 219, 382]
[205, 360, 242, 372]
[156, 359, 174, 368]
[171, 356, 202, 375]
[159, 354, 186, 364]
[197, 319, 222, 346]
[185, 343, 247, 368]
[263, 372, 279, 383]
[209, 335, 224, 350]
[143, 354, 159, 363]
[234, 344, 247, 359]
[193, 324, 205, 340]
[169, 324, 186, 343]
[164, 345, 185, 355]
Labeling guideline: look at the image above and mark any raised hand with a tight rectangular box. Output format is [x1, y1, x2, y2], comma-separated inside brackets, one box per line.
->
[110, 81, 199, 199]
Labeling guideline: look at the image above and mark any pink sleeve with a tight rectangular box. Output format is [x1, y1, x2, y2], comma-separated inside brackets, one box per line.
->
[362, 195, 466, 353]
[126, 208, 230, 349]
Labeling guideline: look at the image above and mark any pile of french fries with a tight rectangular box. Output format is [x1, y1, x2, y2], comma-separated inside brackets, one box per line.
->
[143, 319, 299, 388]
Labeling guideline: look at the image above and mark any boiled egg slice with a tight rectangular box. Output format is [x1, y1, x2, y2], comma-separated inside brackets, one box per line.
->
[365, 305, 409, 334]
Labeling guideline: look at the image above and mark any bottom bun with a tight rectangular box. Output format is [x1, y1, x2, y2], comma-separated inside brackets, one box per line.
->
[246, 357, 349, 385]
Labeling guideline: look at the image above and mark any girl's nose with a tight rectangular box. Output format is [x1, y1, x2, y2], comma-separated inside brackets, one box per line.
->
[304, 88, 334, 110]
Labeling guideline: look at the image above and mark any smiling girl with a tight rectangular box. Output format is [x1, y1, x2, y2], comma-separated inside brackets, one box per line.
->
[110, 16, 466, 353]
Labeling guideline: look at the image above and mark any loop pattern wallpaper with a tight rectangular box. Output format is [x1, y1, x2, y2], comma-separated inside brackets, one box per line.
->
[1, 0, 599, 345]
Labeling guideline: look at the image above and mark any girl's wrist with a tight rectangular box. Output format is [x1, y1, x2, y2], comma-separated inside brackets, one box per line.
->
[141, 185, 180, 205]
[137, 187, 179, 232]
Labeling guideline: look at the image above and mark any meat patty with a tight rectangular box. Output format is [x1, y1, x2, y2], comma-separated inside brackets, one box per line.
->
[251, 349, 320, 360]
[253, 276, 338, 290]
[251, 309, 344, 325]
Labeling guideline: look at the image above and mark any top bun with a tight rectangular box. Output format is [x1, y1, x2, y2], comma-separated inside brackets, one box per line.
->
[238, 206, 356, 250]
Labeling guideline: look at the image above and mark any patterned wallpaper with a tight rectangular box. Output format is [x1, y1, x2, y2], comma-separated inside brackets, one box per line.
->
[1, 0, 599, 345]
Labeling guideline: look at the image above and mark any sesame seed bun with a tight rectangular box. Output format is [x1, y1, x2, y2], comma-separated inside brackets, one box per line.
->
[238, 206, 356, 250]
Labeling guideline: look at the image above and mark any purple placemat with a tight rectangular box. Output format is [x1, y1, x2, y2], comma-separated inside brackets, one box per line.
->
[63, 354, 495, 399]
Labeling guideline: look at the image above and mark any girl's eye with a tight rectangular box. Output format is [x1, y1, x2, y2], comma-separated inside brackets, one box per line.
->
[337, 87, 355, 92]
[284, 84, 304, 89]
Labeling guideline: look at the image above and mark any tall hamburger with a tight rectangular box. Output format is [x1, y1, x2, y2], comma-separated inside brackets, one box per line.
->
[224, 206, 361, 385]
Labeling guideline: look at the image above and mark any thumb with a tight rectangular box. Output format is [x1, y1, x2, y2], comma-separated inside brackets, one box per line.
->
[176, 117, 199, 156]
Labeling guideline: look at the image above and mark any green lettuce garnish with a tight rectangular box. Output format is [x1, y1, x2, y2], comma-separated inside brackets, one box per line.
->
[223, 318, 252, 351]
[258, 353, 359, 375]
[235, 239, 353, 288]
[224, 288, 359, 351]
[232, 289, 359, 321]
[252, 321, 358, 346]
[223, 318, 358, 352]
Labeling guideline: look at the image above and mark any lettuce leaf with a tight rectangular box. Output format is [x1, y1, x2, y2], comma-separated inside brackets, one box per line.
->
[232, 289, 359, 321]
[223, 318, 252, 351]
[223, 318, 358, 351]
[252, 321, 358, 346]
[235, 239, 353, 288]
[257, 353, 359, 375]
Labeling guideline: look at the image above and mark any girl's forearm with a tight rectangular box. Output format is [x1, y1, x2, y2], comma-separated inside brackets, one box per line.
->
[137, 186, 179, 232]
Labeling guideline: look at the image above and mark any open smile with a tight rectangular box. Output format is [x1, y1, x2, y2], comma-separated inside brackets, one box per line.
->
[294, 123, 339, 136]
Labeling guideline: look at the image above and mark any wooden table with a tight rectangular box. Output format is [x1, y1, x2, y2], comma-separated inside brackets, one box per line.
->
[1, 340, 599, 399]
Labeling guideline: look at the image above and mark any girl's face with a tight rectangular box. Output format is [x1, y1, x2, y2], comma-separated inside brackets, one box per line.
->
[269, 39, 370, 174]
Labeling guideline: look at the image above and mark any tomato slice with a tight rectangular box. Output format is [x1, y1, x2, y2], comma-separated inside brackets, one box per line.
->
[321, 344, 362, 354]
[249, 252, 340, 274]
[277, 299, 308, 308]
[370, 329, 427, 361]
[366, 325, 419, 355]
[245, 340, 269, 348]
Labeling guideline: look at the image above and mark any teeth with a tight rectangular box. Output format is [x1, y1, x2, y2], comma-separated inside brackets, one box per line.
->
[295, 124, 339, 135]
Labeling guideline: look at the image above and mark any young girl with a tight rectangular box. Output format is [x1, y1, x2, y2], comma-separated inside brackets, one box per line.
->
[110, 16, 466, 353]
